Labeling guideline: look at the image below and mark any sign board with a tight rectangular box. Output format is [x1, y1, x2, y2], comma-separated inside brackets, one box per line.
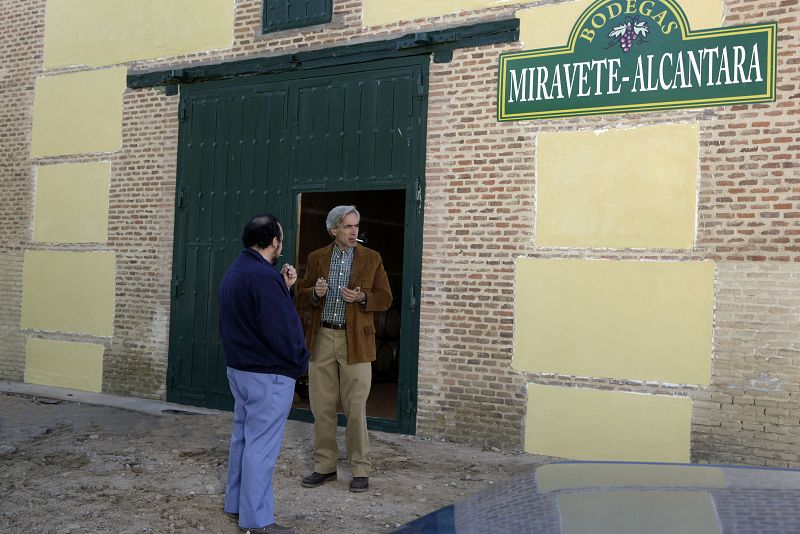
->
[498, 0, 777, 121]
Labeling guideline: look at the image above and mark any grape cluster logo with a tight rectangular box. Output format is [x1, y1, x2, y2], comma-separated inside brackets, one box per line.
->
[608, 18, 649, 53]
[498, 0, 777, 121]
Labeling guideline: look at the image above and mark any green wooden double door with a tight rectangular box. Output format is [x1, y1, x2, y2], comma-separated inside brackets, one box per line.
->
[167, 56, 428, 434]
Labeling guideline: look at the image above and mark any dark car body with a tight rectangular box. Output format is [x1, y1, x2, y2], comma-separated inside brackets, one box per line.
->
[394, 461, 800, 533]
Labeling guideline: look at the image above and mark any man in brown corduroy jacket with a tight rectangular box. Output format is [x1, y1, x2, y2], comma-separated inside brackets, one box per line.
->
[295, 205, 392, 493]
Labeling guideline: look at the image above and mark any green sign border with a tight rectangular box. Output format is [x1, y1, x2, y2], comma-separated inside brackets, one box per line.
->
[498, 0, 777, 121]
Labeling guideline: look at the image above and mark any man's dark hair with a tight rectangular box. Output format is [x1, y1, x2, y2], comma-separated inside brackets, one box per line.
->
[242, 214, 282, 249]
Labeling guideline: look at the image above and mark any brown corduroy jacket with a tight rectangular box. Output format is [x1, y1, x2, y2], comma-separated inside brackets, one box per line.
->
[295, 244, 392, 364]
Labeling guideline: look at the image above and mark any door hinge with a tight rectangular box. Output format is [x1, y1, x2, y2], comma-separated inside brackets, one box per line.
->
[179, 99, 189, 121]
[172, 279, 182, 299]
[177, 187, 188, 209]
[414, 177, 423, 214]
[409, 282, 417, 310]
[415, 72, 426, 100]
[405, 386, 416, 417]
[167, 366, 177, 389]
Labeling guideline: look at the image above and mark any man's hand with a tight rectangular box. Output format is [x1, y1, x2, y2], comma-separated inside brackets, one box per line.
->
[341, 286, 366, 304]
[281, 264, 298, 289]
[314, 277, 329, 298]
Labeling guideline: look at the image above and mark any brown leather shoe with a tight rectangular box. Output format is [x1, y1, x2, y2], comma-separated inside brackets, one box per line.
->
[239, 524, 295, 533]
[350, 476, 369, 493]
[301, 471, 337, 488]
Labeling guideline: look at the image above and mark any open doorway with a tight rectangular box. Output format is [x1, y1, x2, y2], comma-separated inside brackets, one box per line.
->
[292, 189, 406, 421]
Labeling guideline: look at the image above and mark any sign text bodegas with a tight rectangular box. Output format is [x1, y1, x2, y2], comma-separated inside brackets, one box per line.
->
[498, 0, 776, 121]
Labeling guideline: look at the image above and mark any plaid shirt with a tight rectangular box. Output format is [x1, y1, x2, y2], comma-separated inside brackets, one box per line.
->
[321, 244, 353, 325]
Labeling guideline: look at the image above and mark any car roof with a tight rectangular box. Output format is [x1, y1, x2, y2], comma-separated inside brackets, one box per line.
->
[395, 461, 800, 533]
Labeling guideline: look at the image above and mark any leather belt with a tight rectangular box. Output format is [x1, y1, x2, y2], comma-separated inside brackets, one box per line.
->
[321, 321, 346, 330]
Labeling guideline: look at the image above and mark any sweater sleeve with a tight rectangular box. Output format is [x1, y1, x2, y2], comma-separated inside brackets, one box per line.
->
[254, 275, 310, 375]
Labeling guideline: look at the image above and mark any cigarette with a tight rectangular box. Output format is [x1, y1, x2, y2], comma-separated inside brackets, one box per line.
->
[356, 238, 364, 243]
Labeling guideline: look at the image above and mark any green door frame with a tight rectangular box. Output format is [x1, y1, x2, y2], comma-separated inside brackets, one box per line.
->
[167, 55, 428, 435]
[281, 55, 428, 435]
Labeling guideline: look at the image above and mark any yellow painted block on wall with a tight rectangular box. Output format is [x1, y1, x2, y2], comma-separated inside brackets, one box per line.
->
[680, 0, 724, 30]
[519, 0, 592, 50]
[21, 251, 116, 336]
[537, 124, 698, 249]
[519, 0, 723, 50]
[34, 162, 110, 243]
[363, 0, 529, 27]
[525, 384, 692, 462]
[31, 68, 126, 157]
[535, 463, 725, 492]
[514, 258, 714, 384]
[25, 337, 103, 393]
[44, 0, 234, 68]
[559, 491, 720, 534]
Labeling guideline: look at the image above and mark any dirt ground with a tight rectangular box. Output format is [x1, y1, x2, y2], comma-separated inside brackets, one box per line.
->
[0, 392, 544, 534]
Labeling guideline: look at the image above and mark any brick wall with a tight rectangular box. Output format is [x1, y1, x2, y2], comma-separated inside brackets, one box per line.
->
[0, 0, 45, 381]
[104, 88, 179, 398]
[419, 0, 800, 460]
[693, 263, 800, 467]
[418, 40, 708, 447]
[2, 0, 799, 464]
[698, 0, 800, 262]
[691, 0, 800, 467]
[419, 42, 535, 446]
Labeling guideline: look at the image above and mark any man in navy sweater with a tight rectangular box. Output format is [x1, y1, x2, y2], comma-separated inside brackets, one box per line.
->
[219, 214, 309, 534]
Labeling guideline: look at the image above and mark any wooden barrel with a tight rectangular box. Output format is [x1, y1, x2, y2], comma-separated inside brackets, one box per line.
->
[374, 309, 401, 339]
[383, 308, 401, 338]
[373, 310, 384, 337]
[372, 340, 398, 381]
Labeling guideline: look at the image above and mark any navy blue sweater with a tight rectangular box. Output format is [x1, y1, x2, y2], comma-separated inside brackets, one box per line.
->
[218, 248, 309, 379]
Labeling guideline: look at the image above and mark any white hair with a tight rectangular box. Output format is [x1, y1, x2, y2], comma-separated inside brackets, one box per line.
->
[325, 205, 359, 233]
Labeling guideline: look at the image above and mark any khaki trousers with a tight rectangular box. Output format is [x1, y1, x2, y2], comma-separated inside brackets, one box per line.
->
[309, 327, 372, 477]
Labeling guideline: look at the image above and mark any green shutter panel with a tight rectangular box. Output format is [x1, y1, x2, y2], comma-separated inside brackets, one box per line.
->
[169, 85, 289, 409]
[263, 0, 332, 33]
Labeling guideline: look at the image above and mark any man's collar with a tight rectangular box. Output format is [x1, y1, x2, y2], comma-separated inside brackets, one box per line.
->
[244, 247, 272, 265]
[332, 242, 354, 256]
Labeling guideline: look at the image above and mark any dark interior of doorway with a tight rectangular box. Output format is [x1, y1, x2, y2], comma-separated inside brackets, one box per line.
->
[292, 189, 406, 421]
